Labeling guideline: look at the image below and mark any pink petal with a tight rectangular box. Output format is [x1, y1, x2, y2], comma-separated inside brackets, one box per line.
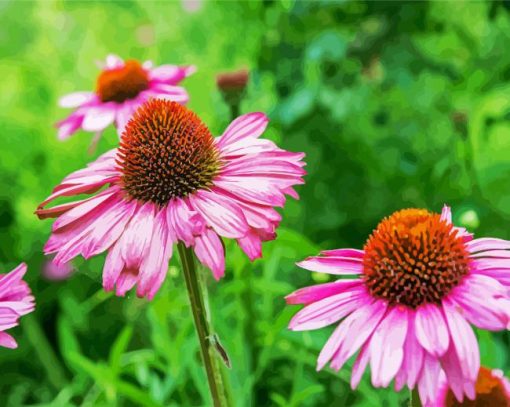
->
[440, 344, 467, 402]
[440, 205, 452, 223]
[189, 190, 249, 239]
[415, 304, 449, 357]
[285, 280, 362, 305]
[442, 299, 480, 382]
[320, 248, 365, 258]
[119, 203, 156, 269]
[59, 92, 96, 108]
[417, 353, 441, 405]
[467, 237, 510, 253]
[0, 263, 27, 298]
[82, 105, 116, 132]
[395, 311, 424, 390]
[144, 86, 189, 104]
[102, 242, 124, 291]
[297, 255, 362, 275]
[288, 285, 366, 331]
[0, 307, 20, 330]
[351, 340, 371, 389]
[218, 112, 268, 148]
[0, 332, 17, 349]
[193, 229, 225, 280]
[213, 176, 287, 207]
[370, 306, 408, 387]
[115, 270, 138, 296]
[149, 64, 195, 83]
[237, 230, 263, 261]
[166, 198, 203, 247]
[319, 297, 386, 371]
[105, 54, 124, 69]
[448, 274, 508, 330]
[137, 210, 172, 299]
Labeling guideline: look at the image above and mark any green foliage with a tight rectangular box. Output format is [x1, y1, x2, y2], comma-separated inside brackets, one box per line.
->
[2, 0, 510, 405]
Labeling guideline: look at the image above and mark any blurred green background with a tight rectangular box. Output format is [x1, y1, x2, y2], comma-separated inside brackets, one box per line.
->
[1, 0, 510, 405]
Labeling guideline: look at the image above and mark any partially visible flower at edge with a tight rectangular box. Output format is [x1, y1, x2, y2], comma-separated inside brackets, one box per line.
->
[286, 206, 510, 405]
[428, 366, 510, 406]
[0, 263, 35, 349]
[56, 54, 195, 141]
[37, 99, 305, 300]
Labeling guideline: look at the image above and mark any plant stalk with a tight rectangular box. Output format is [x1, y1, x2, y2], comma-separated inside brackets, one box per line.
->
[177, 243, 228, 407]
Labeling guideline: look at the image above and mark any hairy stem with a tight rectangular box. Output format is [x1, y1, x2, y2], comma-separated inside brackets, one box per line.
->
[177, 243, 228, 407]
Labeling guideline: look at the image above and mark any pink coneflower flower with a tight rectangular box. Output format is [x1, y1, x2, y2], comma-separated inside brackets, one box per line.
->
[0, 263, 35, 349]
[56, 54, 195, 141]
[286, 207, 510, 405]
[429, 366, 510, 406]
[37, 99, 305, 300]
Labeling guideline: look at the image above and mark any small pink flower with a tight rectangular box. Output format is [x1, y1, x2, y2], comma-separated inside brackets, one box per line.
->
[37, 99, 305, 300]
[56, 54, 195, 141]
[286, 207, 510, 405]
[0, 263, 35, 349]
[428, 366, 510, 406]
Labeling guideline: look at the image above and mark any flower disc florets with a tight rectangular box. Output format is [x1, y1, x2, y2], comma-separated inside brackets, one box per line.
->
[118, 99, 220, 205]
[363, 208, 470, 308]
[96, 60, 149, 103]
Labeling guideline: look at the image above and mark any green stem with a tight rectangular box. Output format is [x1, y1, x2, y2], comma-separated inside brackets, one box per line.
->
[177, 243, 228, 407]
[229, 103, 240, 121]
[23, 315, 68, 389]
[410, 388, 422, 407]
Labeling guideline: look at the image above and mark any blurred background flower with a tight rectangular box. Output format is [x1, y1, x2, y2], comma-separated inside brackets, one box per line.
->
[42, 258, 74, 281]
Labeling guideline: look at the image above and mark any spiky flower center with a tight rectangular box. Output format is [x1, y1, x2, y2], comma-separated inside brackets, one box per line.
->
[118, 99, 220, 205]
[446, 367, 510, 406]
[96, 60, 149, 103]
[363, 208, 469, 308]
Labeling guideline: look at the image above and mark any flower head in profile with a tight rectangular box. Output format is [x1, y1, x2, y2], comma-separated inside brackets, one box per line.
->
[37, 99, 305, 300]
[286, 206, 510, 405]
[0, 263, 35, 349]
[429, 366, 510, 407]
[56, 54, 195, 141]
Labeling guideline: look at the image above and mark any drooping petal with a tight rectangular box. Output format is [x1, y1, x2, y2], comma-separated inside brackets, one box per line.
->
[417, 353, 441, 405]
[288, 285, 366, 331]
[415, 303, 449, 357]
[319, 297, 386, 371]
[351, 340, 371, 389]
[0, 263, 27, 298]
[395, 311, 424, 390]
[82, 105, 116, 132]
[0, 332, 17, 349]
[442, 299, 480, 383]
[369, 306, 408, 387]
[193, 228, 225, 280]
[237, 230, 263, 261]
[138, 209, 173, 299]
[166, 198, 204, 247]
[189, 189, 249, 239]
